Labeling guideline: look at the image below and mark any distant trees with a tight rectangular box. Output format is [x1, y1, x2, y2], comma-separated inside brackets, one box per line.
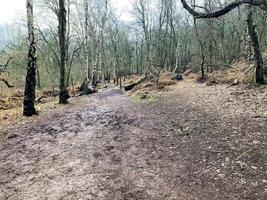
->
[1, 0, 267, 117]
[109, 18, 122, 88]
[180, 0, 265, 84]
[84, 0, 91, 81]
[20, 0, 267, 90]
[132, 0, 151, 75]
[23, 0, 38, 116]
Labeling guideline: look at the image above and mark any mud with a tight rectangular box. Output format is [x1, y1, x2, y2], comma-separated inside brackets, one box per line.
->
[0, 83, 266, 200]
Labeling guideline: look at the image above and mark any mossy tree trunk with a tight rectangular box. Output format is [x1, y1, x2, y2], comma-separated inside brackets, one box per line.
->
[23, 0, 38, 117]
[247, 8, 264, 84]
[58, 0, 70, 104]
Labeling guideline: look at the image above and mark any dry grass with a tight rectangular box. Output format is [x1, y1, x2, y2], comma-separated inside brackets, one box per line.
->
[0, 84, 59, 128]
[0, 84, 24, 110]
[159, 72, 178, 86]
[126, 73, 178, 104]
[126, 59, 265, 104]
[210, 57, 255, 84]
[0, 84, 56, 110]
[129, 73, 177, 94]
[0, 99, 58, 128]
[123, 75, 144, 85]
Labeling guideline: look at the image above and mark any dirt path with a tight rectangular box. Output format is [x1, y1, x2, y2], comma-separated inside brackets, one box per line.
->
[0, 82, 266, 200]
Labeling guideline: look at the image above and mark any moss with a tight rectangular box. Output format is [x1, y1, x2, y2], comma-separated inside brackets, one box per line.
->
[130, 92, 158, 104]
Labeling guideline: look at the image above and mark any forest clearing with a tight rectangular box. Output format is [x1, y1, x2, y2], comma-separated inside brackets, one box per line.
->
[1, 0, 267, 199]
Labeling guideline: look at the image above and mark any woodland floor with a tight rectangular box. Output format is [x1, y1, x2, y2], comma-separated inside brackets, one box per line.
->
[0, 80, 266, 200]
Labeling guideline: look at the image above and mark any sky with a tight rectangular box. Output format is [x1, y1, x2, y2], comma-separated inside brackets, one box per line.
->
[0, 0, 132, 25]
[0, 0, 213, 25]
[0, 0, 25, 25]
[111, 0, 133, 21]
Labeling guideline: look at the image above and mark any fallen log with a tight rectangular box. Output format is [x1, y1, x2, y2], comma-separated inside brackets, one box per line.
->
[79, 80, 96, 95]
[124, 78, 146, 91]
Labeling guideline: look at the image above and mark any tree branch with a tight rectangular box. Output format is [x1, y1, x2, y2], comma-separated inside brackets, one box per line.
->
[0, 57, 13, 73]
[1, 78, 14, 88]
[180, 0, 265, 19]
[36, 26, 60, 66]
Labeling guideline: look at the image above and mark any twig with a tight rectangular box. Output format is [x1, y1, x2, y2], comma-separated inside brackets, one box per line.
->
[235, 148, 255, 160]
[0, 79, 14, 88]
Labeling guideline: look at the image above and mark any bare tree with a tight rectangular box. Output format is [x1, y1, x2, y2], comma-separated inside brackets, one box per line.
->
[23, 0, 38, 116]
[84, 0, 91, 81]
[109, 18, 121, 88]
[133, 0, 151, 75]
[155, 0, 170, 84]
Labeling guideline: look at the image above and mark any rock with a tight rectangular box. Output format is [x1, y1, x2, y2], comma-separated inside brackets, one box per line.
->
[172, 74, 183, 81]
[231, 79, 240, 86]
[228, 79, 240, 87]
[251, 166, 257, 170]
[51, 125, 63, 132]
[7, 133, 18, 139]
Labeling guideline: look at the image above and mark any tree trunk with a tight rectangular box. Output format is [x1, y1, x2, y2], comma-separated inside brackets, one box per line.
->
[84, 0, 91, 80]
[174, 44, 180, 74]
[194, 18, 205, 80]
[58, 0, 70, 104]
[119, 75, 122, 89]
[36, 64, 41, 89]
[209, 41, 213, 73]
[23, 0, 38, 117]
[247, 8, 264, 84]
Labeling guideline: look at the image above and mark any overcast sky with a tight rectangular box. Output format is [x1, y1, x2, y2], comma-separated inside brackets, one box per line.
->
[0, 0, 132, 25]
[0, 0, 25, 24]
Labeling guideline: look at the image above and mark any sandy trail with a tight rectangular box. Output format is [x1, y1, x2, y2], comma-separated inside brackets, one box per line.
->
[0, 82, 266, 200]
